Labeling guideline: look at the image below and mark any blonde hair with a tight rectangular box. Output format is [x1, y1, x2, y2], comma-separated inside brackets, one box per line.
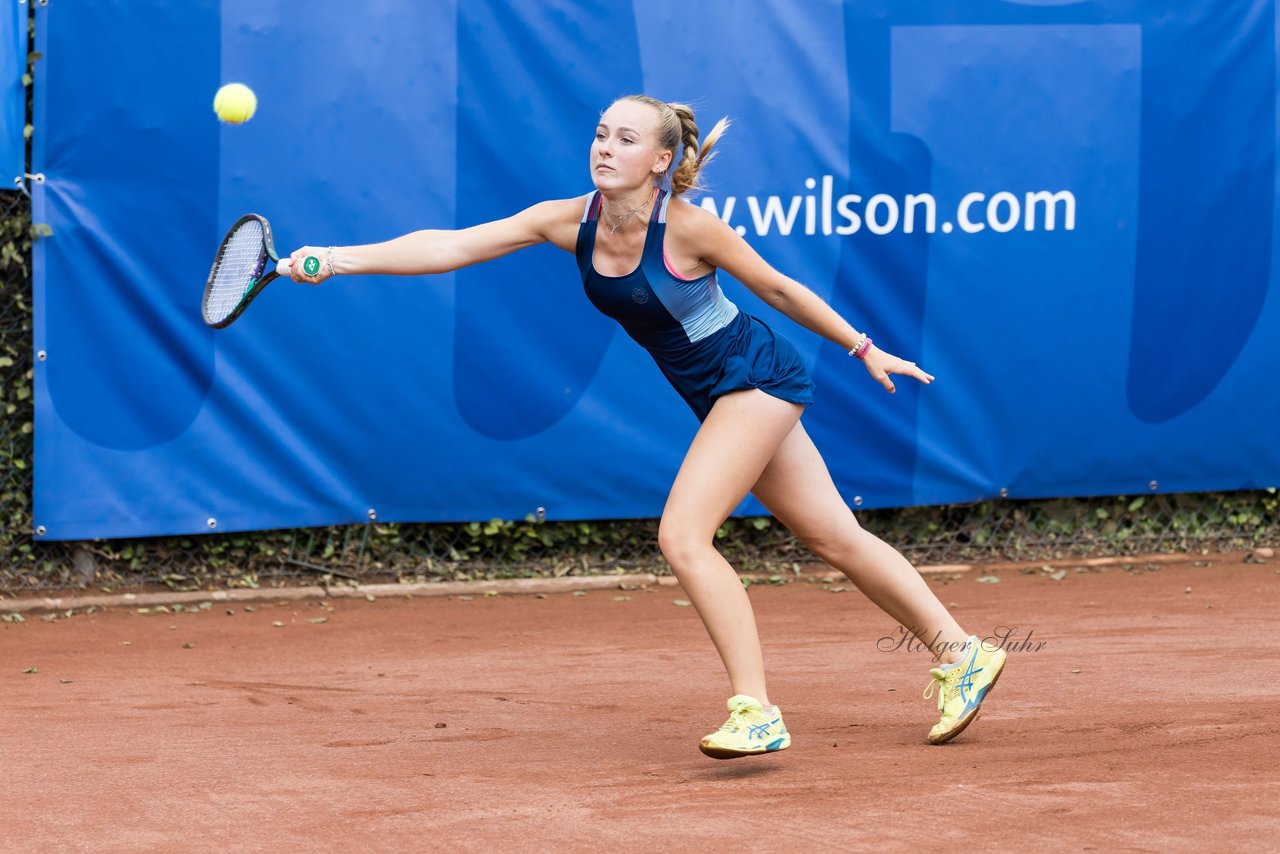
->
[616, 95, 730, 196]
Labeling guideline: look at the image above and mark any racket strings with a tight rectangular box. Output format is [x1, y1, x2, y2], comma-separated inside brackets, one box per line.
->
[205, 220, 269, 323]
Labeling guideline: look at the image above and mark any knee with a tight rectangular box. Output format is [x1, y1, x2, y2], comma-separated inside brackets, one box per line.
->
[657, 519, 714, 571]
[797, 514, 867, 564]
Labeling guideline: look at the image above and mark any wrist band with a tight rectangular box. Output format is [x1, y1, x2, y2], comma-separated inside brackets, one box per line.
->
[849, 333, 872, 360]
[325, 246, 338, 277]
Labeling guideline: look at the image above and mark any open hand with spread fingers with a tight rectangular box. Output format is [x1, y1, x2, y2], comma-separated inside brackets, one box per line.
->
[860, 344, 935, 394]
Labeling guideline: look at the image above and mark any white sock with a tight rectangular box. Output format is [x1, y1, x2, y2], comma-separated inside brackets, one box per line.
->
[939, 637, 973, 670]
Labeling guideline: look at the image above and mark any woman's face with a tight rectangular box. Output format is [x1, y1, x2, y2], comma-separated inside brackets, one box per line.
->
[591, 100, 672, 194]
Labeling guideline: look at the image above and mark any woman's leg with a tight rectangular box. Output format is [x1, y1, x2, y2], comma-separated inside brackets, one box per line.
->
[658, 390, 804, 703]
[749, 420, 969, 662]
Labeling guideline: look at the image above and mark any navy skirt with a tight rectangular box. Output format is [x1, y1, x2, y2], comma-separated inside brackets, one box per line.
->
[650, 311, 815, 422]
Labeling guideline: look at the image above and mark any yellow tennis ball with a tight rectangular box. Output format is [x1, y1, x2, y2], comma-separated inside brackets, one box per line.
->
[214, 83, 257, 125]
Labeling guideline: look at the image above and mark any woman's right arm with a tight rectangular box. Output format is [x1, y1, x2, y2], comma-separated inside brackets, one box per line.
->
[287, 196, 585, 283]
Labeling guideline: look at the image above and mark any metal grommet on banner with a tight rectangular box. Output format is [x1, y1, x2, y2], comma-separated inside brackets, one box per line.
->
[1148, 480, 1159, 491]
[207, 517, 218, 529]
[999, 487, 1009, 498]
[35, 525, 46, 536]
[367, 508, 377, 521]
[14, 173, 46, 198]
[535, 506, 546, 522]
[853, 496, 863, 507]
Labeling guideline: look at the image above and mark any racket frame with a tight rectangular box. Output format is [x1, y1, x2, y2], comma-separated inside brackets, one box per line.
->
[202, 213, 284, 329]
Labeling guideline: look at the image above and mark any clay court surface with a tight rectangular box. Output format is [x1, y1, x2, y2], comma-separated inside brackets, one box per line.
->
[2, 553, 1277, 852]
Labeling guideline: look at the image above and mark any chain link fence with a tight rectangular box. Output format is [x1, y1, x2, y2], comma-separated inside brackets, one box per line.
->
[2, 187, 39, 590]
[3, 185, 1278, 595]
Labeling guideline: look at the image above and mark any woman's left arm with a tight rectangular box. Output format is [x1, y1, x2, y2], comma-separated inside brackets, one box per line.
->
[685, 205, 934, 394]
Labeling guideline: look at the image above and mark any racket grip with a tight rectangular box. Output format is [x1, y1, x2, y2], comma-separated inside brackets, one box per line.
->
[276, 258, 292, 277]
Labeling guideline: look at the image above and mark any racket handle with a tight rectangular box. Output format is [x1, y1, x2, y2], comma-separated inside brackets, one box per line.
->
[278, 256, 322, 278]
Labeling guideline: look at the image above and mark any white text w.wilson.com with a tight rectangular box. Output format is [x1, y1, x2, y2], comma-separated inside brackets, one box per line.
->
[700, 176, 1076, 237]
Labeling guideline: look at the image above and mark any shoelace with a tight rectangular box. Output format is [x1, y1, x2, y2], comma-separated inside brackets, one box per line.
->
[721, 699, 768, 732]
[922, 669, 950, 711]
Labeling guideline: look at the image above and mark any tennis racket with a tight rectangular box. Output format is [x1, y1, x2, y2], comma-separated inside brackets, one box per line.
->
[201, 214, 321, 328]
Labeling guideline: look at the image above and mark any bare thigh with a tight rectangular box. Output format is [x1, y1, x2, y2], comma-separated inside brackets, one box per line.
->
[658, 390, 804, 555]
[749, 420, 862, 557]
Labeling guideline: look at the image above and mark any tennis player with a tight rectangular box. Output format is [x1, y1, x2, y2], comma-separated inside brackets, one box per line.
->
[288, 95, 1006, 758]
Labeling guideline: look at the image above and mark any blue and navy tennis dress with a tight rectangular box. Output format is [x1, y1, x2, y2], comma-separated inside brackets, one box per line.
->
[577, 188, 814, 421]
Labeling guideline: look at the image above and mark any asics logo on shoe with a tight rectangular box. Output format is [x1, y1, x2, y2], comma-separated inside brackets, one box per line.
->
[958, 658, 985, 704]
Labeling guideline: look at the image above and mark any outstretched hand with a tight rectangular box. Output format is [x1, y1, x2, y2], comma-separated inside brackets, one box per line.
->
[861, 345, 934, 394]
[287, 246, 335, 285]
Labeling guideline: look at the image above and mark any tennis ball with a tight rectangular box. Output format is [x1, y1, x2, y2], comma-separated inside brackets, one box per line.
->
[214, 83, 257, 125]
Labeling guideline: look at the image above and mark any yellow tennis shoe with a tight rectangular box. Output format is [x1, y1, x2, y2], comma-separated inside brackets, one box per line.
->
[699, 694, 791, 759]
[923, 635, 1006, 744]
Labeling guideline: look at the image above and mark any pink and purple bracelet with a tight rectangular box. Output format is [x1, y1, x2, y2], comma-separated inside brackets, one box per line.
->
[849, 334, 873, 360]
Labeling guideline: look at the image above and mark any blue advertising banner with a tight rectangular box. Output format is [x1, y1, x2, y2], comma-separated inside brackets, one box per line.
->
[0, 0, 24, 182]
[31, 1, 1280, 540]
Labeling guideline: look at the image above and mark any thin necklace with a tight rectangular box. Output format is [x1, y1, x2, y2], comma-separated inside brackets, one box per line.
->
[602, 193, 652, 236]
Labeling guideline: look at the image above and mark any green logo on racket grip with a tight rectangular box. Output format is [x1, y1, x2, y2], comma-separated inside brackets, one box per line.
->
[302, 255, 321, 276]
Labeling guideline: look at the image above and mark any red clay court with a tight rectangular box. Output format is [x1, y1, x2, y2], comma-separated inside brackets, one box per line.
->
[3, 553, 1277, 851]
